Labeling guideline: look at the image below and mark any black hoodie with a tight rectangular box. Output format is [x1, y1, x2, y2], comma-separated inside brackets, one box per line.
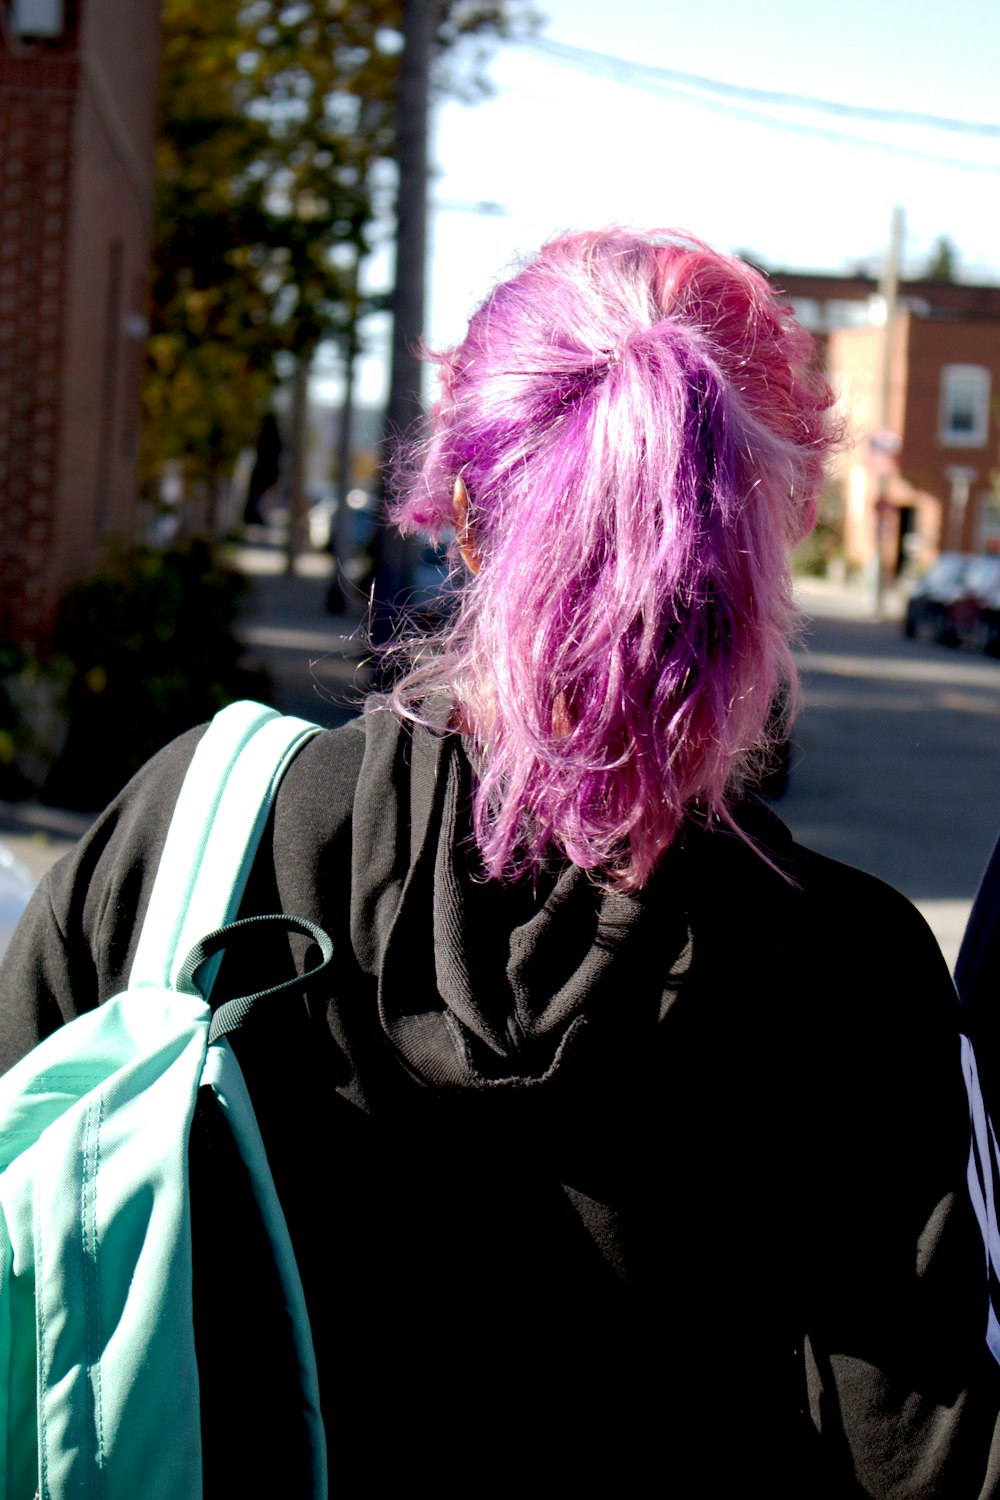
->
[2, 706, 998, 1496]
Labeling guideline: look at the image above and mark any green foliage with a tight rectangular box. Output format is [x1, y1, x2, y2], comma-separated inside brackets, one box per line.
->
[41, 542, 271, 810]
[923, 235, 958, 284]
[0, 650, 73, 801]
[144, 0, 537, 499]
[791, 481, 846, 578]
[791, 529, 835, 578]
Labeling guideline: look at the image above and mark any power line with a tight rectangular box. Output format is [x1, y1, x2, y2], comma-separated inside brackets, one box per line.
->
[525, 36, 1000, 139]
[518, 38, 1000, 173]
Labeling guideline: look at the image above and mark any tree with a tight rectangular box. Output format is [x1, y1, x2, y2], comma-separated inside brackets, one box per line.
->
[923, 235, 958, 284]
[143, 0, 535, 521]
[144, 1, 388, 512]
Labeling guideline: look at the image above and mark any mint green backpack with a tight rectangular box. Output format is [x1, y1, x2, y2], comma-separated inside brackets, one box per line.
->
[0, 701, 330, 1499]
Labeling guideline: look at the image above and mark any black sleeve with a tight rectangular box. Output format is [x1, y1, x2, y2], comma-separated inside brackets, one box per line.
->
[788, 851, 1000, 1495]
[955, 829, 1000, 1134]
[956, 829, 1000, 1013]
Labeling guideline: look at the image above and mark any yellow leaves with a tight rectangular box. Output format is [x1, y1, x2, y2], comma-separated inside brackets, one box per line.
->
[179, 286, 222, 336]
[292, 188, 330, 223]
[169, 365, 204, 418]
[147, 334, 181, 375]
[145, 0, 528, 498]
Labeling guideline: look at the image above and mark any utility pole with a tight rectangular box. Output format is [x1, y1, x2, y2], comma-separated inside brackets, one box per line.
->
[326, 243, 361, 615]
[285, 345, 313, 575]
[371, 0, 434, 642]
[387, 0, 432, 440]
[873, 206, 903, 616]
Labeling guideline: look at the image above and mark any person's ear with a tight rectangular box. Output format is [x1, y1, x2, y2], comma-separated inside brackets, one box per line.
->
[452, 475, 480, 575]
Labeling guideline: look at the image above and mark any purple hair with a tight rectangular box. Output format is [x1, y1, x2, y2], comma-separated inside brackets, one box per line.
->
[390, 229, 837, 889]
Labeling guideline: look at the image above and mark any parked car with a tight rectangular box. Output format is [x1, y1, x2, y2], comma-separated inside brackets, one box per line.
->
[905, 555, 983, 642]
[0, 841, 34, 959]
[946, 556, 1000, 653]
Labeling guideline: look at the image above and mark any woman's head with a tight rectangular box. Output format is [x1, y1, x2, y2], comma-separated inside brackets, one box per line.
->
[391, 228, 838, 889]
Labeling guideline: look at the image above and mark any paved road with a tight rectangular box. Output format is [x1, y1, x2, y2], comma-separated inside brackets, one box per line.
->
[781, 580, 1000, 966]
[4, 565, 997, 970]
[231, 542, 370, 727]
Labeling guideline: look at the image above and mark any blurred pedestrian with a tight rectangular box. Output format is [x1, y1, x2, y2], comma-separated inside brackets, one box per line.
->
[243, 411, 283, 527]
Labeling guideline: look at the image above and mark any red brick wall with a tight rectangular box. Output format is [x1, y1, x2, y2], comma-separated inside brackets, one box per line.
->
[900, 318, 1000, 552]
[0, 49, 78, 647]
[0, 0, 159, 651]
[828, 318, 912, 569]
[828, 309, 1000, 570]
[57, 8, 159, 577]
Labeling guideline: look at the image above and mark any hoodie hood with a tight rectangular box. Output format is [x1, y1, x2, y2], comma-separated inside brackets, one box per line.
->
[349, 708, 696, 1089]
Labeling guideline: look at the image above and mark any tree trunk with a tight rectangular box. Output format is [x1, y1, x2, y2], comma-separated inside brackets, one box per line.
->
[285, 349, 312, 575]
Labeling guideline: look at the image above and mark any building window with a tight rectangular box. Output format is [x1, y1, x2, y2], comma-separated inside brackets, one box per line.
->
[940, 364, 991, 448]
[10, 0, 65, 37]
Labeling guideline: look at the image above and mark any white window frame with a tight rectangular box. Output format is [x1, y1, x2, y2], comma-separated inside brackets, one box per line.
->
[940, 364, 991, 448]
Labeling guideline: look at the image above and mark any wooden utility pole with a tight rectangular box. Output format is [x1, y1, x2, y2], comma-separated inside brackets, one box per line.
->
[285, 346, 312, 574]
[386, 0, 433, 440]
[327, 248, 361, 614]
[371, 0, 434, 639]
[873, 206, 903, 616]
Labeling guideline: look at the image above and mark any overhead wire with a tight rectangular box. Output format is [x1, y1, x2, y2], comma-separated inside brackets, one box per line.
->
[519, 36, 1000, 175]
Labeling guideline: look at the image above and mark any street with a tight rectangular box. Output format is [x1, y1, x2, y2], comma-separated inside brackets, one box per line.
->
[782, 580, 1000, 967]
[3, 571, 999, 972]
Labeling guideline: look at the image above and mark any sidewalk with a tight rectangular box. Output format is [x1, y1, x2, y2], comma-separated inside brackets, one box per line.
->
[228, 538, 371, 727]
[794, 572, 907, 624]
[0, 801, 94, 884]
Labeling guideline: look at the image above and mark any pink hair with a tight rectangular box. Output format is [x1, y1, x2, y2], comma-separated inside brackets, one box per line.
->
[389, 229, 837, 889]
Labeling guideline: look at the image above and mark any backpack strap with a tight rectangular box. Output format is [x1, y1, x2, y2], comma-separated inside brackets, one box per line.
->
[129, 700, 320, 999]
[0, 701, 332, 1500]
[174, 912, 334, 1043]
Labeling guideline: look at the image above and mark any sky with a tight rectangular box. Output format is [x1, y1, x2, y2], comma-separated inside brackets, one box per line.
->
[317, 0, 1000, 406]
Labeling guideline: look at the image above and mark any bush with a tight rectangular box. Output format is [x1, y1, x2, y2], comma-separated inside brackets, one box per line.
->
[0, 649, 73, 801]
[41, 540, 272, 809]
[791, 481, 846, 579]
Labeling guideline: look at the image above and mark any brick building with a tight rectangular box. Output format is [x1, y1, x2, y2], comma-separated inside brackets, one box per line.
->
[771, 271, 1000, 576]
[0, 0, 160, 649]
